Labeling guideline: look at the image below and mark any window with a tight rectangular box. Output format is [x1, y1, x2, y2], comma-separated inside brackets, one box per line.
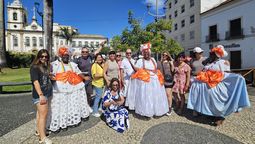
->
[181, 19, 185, 28]
[190, 15, 195, 24]
[96, 42, 99, 47]
[169, 14, 172, 20]
[209, 25, 218, 41]
[60, 40, 63, 45]
[169, 2, 171, 9]
[229, 18, 242, 37]
[91, 41, 94, 47]
[13, 12, 17, 21]
[181, 34, 185, 41]
[169, 29, 172, 33]
[78, 41, 82, 47]
[175, 10, 178, 17]
[39, 37, 43, 47]
[174, 23, 178, 31]
[181, 5, 185, 13]
[72, 41, 76, 47]
[65, 40, 68, 45]
[190, 31, 195, 39]
[13, 36, 18, 47]
[25, 37, 30, 47]
[175, 0, 178, 4]
[32, 37, 37, 47]
[85, 41, 88, 46]
[190, 0, 194, 7]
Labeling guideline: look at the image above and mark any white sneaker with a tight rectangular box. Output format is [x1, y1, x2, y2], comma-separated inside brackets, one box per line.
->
[89, 107, 93, 113]
[92, 113, 101, 117]
[39, 137, 52, 144]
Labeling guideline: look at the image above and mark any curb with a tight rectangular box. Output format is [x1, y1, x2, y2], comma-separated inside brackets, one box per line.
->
[0, 92, 31, 97]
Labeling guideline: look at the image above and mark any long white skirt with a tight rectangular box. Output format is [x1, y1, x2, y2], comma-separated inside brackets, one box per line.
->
[131, 76, 169, 117]
[47, 84, 90, 132]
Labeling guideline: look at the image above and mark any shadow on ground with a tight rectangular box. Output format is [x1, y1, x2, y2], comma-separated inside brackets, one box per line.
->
[141, 122, 242, 144]
[49, 116, 100, 137]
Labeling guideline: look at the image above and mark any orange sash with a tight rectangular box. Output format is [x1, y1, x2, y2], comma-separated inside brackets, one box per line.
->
[131, 69, 164, 85]
[55, 71, 83, 85]
[196, 70, 223, 88]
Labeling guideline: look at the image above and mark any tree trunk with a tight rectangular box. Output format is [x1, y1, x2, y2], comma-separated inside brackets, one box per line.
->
[0, 0, 7, 67]
[44, 0, 53, 60]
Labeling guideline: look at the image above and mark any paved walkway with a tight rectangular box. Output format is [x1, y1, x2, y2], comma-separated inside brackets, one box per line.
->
[0, 87, 254, 144]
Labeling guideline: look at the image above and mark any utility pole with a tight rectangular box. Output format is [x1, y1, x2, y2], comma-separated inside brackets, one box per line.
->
[0, 0, 7, 67]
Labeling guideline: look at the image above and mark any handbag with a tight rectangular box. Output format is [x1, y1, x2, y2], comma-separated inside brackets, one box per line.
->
[161, 61, 173, 85]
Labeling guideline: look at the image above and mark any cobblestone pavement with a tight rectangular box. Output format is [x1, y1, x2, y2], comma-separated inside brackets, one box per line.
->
[1, 88, 254, 144]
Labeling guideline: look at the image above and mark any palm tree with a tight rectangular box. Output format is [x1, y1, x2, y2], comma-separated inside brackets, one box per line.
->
[0, 0, 7, 67]
[44, 0, 53, 59]
[57, 27, 78, 46]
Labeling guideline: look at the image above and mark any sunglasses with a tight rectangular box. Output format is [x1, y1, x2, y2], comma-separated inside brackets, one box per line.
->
[40, 55, 48, 59]
[163, 54, 168, 56]
[112, 84, 119, 86]
[116, 55, 121, 57]
[82, 51, 89, 53]
[126, 52, 131, 55]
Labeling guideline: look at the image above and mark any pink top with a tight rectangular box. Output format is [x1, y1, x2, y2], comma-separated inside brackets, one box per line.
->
[172, 63, 191, 94]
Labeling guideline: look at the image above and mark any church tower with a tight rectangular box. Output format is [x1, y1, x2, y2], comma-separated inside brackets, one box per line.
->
[7, 0, 28, 30]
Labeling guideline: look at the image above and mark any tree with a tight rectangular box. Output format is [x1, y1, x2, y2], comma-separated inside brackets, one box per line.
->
[0, 0, 6, 67]
[44, 0, 53, 59]
[111, 10, 183, 55]
[57, 27, 78, 46]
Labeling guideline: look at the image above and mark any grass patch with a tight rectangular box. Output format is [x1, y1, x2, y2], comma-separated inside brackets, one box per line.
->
[0, 68, 31, 92]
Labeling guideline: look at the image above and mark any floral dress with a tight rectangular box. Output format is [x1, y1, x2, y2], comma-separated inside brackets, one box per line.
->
[172, 63, 191, 94]
[102, 90, 129, 133]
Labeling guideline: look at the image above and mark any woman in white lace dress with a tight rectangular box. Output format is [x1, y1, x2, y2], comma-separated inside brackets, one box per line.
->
[47, 47, 90, 132]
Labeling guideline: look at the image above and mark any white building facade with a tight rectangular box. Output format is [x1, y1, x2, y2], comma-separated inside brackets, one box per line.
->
[164, 0, 226, 53]
[5, 0, 107, 54]
[201, 0, 255, 69]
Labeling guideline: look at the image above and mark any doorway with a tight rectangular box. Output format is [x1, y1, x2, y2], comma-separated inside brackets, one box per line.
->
[230, 51, 241, 69]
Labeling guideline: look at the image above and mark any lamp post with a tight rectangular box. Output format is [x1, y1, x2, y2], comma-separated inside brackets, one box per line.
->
[34, 2, 44, 49]
[146, 0, 166, 22]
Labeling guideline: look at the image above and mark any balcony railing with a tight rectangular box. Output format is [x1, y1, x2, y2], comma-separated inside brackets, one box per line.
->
[225, 28, 244, 40]
[205, 33, 220, 43]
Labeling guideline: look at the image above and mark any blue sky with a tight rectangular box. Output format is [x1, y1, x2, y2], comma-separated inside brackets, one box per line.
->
[5, 0, 166, 39]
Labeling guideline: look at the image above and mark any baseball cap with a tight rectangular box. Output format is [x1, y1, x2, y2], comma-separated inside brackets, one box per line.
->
[193, 47, 204, 53]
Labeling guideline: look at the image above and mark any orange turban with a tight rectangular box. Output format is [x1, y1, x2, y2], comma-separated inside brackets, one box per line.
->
[58, 47, 69, 57]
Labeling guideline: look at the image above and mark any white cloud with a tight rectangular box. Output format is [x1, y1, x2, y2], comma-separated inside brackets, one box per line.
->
[145, 0, 165, 10]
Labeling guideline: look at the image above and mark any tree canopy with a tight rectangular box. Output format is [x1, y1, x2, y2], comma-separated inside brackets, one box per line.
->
[111, 10, 183, 55]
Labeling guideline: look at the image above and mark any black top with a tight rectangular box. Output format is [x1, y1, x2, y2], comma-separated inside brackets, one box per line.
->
[30, 65, 52, 99]
[74, 54, 94, 77]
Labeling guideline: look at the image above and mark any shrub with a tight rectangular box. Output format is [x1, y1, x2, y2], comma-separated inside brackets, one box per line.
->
[6, 51, 36, 68]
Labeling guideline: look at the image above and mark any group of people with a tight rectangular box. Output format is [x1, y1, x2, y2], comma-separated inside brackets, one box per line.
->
[30, 42, 250, 144]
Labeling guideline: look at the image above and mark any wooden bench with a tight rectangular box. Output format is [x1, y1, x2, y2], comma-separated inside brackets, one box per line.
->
[0, 82, 32, 94]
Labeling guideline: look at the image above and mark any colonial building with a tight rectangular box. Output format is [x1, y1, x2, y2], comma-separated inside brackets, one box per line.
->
[5, 0, 108, 54]
[201, 0, 255, 69]
[164, 0, 226, 53]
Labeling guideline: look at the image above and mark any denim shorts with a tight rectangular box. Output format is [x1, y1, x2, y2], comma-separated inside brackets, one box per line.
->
[32, 96, 49, 105]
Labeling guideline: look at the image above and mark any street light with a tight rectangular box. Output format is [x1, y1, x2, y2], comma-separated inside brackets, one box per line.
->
[146, 0, 167, 22]
[34, 2, 44, 49]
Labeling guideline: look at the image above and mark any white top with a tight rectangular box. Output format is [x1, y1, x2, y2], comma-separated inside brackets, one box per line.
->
[135, 58, 157, 79]
[192, 57, 207, 75]
[204, 59, 230, 72]
[120, 58, 135, 80]
[51, 60, 84, 92]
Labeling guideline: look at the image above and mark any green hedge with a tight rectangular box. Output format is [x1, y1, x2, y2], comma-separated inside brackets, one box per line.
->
[6, 51, 36, 68]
